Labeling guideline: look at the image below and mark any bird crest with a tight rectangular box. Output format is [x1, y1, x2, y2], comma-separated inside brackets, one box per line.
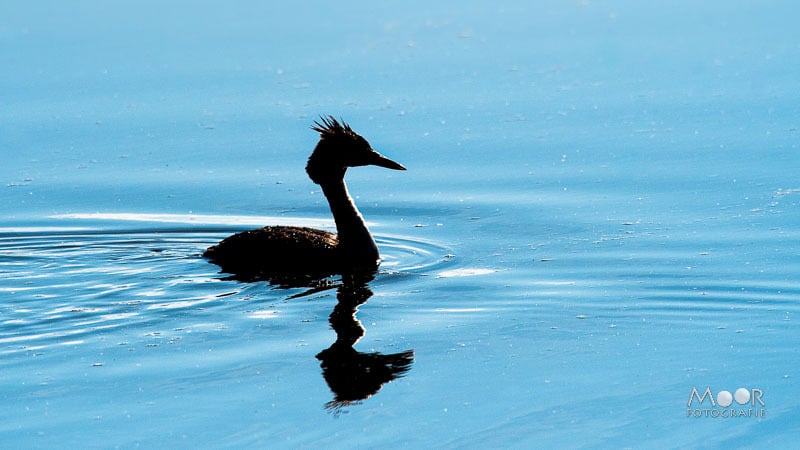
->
[311, 115, 355, 139]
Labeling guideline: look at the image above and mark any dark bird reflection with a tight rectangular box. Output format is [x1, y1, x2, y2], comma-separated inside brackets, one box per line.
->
[315, 271, 414, 413]
[209, 261, 414, 411]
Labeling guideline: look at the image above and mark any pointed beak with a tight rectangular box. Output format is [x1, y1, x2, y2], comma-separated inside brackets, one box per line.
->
[368, 150, 406, 171]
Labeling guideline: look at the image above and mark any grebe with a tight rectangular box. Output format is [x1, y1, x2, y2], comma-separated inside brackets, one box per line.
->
[204, 116, 405, 281]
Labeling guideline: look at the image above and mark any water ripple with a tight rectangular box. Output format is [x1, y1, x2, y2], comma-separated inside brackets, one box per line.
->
[0, 226, 450, 356]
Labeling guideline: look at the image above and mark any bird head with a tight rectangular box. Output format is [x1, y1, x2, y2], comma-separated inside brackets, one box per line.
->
[306, 116, 405, 184]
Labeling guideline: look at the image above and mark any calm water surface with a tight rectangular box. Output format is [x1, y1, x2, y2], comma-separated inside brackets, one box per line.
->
[2, 1, 799, 447]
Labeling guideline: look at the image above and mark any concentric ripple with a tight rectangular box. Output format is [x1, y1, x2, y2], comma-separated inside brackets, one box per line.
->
[0, 226, 450, 356]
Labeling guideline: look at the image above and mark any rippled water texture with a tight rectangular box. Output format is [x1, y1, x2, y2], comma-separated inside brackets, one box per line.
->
[2, 0, 800, 447]
[0, 225, 448, 356]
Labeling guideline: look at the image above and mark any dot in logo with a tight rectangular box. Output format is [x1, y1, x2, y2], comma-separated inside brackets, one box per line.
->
[734, 388, 750, 405]
[716, 390, 733, 407]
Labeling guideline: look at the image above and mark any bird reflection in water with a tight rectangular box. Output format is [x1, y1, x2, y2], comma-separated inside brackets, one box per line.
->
[316, 272, 414, 413]
[209, 264, 414, 412]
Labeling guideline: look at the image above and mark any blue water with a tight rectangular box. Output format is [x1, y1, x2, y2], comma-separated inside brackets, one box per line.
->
[2, 1, 799, 447]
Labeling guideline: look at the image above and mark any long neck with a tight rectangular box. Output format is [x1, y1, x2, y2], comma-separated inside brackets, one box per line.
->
[320, 178, 379, 265]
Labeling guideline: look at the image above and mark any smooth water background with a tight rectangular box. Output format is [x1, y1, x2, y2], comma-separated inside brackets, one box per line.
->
[2, 1, 799, 447]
